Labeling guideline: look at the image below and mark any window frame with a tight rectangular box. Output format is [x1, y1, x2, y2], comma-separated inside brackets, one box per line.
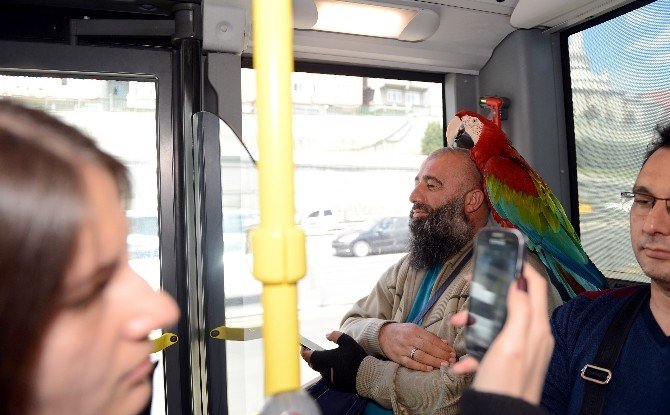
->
[560, 0, 658, 233]
[560, 0, 661, 285]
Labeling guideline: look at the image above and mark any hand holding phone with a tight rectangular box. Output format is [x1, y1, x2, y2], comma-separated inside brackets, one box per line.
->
[452, 263, 555, 405]
[300, 335, 325, 351]
[465, 227, 526, 360]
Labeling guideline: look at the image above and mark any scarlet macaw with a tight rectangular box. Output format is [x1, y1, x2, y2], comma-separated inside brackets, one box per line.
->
[446, 110, 607, 300]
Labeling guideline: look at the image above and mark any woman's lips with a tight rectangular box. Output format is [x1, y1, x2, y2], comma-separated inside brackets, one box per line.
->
[124, 358, 155, 385]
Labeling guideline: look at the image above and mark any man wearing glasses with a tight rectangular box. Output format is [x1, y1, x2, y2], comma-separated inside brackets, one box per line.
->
[541, 124, 670, 415]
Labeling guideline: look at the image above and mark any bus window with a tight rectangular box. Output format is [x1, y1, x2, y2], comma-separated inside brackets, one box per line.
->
[238, 67, 443, 405]
[566, 0, 670, 285]
[0, 74, 160, 287]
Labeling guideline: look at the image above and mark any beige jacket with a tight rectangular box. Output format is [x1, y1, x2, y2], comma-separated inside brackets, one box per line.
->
[340, 243, 561, 415]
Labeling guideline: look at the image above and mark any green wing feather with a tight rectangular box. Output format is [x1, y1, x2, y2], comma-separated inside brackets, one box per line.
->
[483, 156, 606, 299]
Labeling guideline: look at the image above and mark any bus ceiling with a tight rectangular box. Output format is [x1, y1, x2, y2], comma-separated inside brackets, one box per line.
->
[2, 0, 636, 73]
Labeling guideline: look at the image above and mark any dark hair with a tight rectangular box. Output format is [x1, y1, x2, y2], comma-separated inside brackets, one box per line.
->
[643, 123, 670, 165]
[0, 100, 129, 413]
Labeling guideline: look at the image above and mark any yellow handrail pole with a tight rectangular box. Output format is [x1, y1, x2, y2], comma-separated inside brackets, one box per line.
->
[251, 0, 306, 397]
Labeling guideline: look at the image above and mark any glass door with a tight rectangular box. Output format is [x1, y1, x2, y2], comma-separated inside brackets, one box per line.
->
[193, 111, 261, 414]
[0, 40, 180, 414]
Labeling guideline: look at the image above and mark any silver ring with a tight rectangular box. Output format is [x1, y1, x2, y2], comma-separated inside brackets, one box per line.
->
[410, 347, 418, 360]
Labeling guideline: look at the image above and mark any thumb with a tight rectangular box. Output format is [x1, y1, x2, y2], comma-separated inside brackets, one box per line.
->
[326, 331, 343, 343]
[450, 310, 469, 327]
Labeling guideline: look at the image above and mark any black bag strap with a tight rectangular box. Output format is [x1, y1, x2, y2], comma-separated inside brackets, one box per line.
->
[411, 249, 473, 325]
[579, 285, 650, 415]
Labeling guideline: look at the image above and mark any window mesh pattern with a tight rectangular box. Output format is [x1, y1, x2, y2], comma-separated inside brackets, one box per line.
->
[568, 0, 670, 282]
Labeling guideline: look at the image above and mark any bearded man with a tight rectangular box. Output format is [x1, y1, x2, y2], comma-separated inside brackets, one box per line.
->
[302, 147, 562, 415]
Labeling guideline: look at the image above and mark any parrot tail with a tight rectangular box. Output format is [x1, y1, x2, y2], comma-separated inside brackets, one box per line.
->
[535, 247, 608, 302]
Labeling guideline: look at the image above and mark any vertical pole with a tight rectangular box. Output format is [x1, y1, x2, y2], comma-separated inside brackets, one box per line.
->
[250, 0, 307, 398]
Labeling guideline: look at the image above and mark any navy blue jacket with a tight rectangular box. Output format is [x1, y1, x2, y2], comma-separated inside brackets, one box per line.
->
[461, 390, 548, 415]
[541, 285, 670, 414]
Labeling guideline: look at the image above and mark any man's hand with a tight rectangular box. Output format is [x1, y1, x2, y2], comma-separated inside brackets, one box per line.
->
[378, 322, 456, 371]
[300, 331, 367, 394]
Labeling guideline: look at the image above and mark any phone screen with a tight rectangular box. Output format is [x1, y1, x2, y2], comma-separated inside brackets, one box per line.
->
[300, 335, 326, 351]
[465, 228, 525, 360]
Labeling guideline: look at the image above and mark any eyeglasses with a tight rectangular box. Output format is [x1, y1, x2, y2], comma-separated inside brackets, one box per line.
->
[621, 191, 670, 216]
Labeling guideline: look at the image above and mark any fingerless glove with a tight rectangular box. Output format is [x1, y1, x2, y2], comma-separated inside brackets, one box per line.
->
[310, 333, 368, 394]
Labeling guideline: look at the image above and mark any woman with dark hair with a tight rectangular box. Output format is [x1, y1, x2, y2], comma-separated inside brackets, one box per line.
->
[0, 100, 179, 414]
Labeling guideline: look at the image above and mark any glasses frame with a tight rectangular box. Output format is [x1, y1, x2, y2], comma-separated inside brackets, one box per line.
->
[621, 191, 670, 215]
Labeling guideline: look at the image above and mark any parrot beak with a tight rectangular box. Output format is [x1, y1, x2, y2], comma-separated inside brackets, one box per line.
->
[455, 128, 474, 149]
[445, 116, 474, 149]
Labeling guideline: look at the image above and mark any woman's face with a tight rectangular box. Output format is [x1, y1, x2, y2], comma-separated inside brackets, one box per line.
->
[31, 165, 179, 415]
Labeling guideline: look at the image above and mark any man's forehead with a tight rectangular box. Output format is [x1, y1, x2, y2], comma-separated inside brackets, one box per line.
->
[636, 148, 670, 190]
[420, 152, 461, 174]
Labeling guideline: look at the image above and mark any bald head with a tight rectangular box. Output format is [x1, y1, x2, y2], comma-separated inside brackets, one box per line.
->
[427, 147, 483, 196]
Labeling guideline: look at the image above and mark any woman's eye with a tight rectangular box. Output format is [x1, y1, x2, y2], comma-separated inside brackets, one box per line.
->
[65, 292, 100, 309]
[67, 279, 111, 309]
[62, 264, 117, 309]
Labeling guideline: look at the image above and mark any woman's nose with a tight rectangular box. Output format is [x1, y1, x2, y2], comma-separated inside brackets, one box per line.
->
[124, 272, 180, 339]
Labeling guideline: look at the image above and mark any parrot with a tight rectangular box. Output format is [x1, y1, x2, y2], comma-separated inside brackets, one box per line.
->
[446, 110, 607, 300]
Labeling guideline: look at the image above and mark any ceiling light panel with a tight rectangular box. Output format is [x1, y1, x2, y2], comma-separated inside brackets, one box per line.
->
[312, 0, 417, 39]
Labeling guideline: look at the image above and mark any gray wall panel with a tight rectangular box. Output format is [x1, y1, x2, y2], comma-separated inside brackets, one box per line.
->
[478, 29, 572, 218]
[206, 53, 242, 139]
[445, 73, 478, 121]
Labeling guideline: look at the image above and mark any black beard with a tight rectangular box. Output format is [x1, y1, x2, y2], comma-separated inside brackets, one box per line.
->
[407, 195, 474, 270]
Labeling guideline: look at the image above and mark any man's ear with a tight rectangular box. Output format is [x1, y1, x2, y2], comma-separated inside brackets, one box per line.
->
[464, 189, 485, 213]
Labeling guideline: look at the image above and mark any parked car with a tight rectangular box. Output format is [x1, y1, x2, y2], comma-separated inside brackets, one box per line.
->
[125, 208, 259, 257]
[299, 208, 341, 234]
[223, 208, 259, 253]
[332, 216, 409, 257]
[126, 210, 160, 260]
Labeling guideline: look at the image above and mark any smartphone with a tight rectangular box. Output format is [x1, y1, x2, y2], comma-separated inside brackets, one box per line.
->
[300, 335, 325, 351]
[465, 227, 526, 360]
